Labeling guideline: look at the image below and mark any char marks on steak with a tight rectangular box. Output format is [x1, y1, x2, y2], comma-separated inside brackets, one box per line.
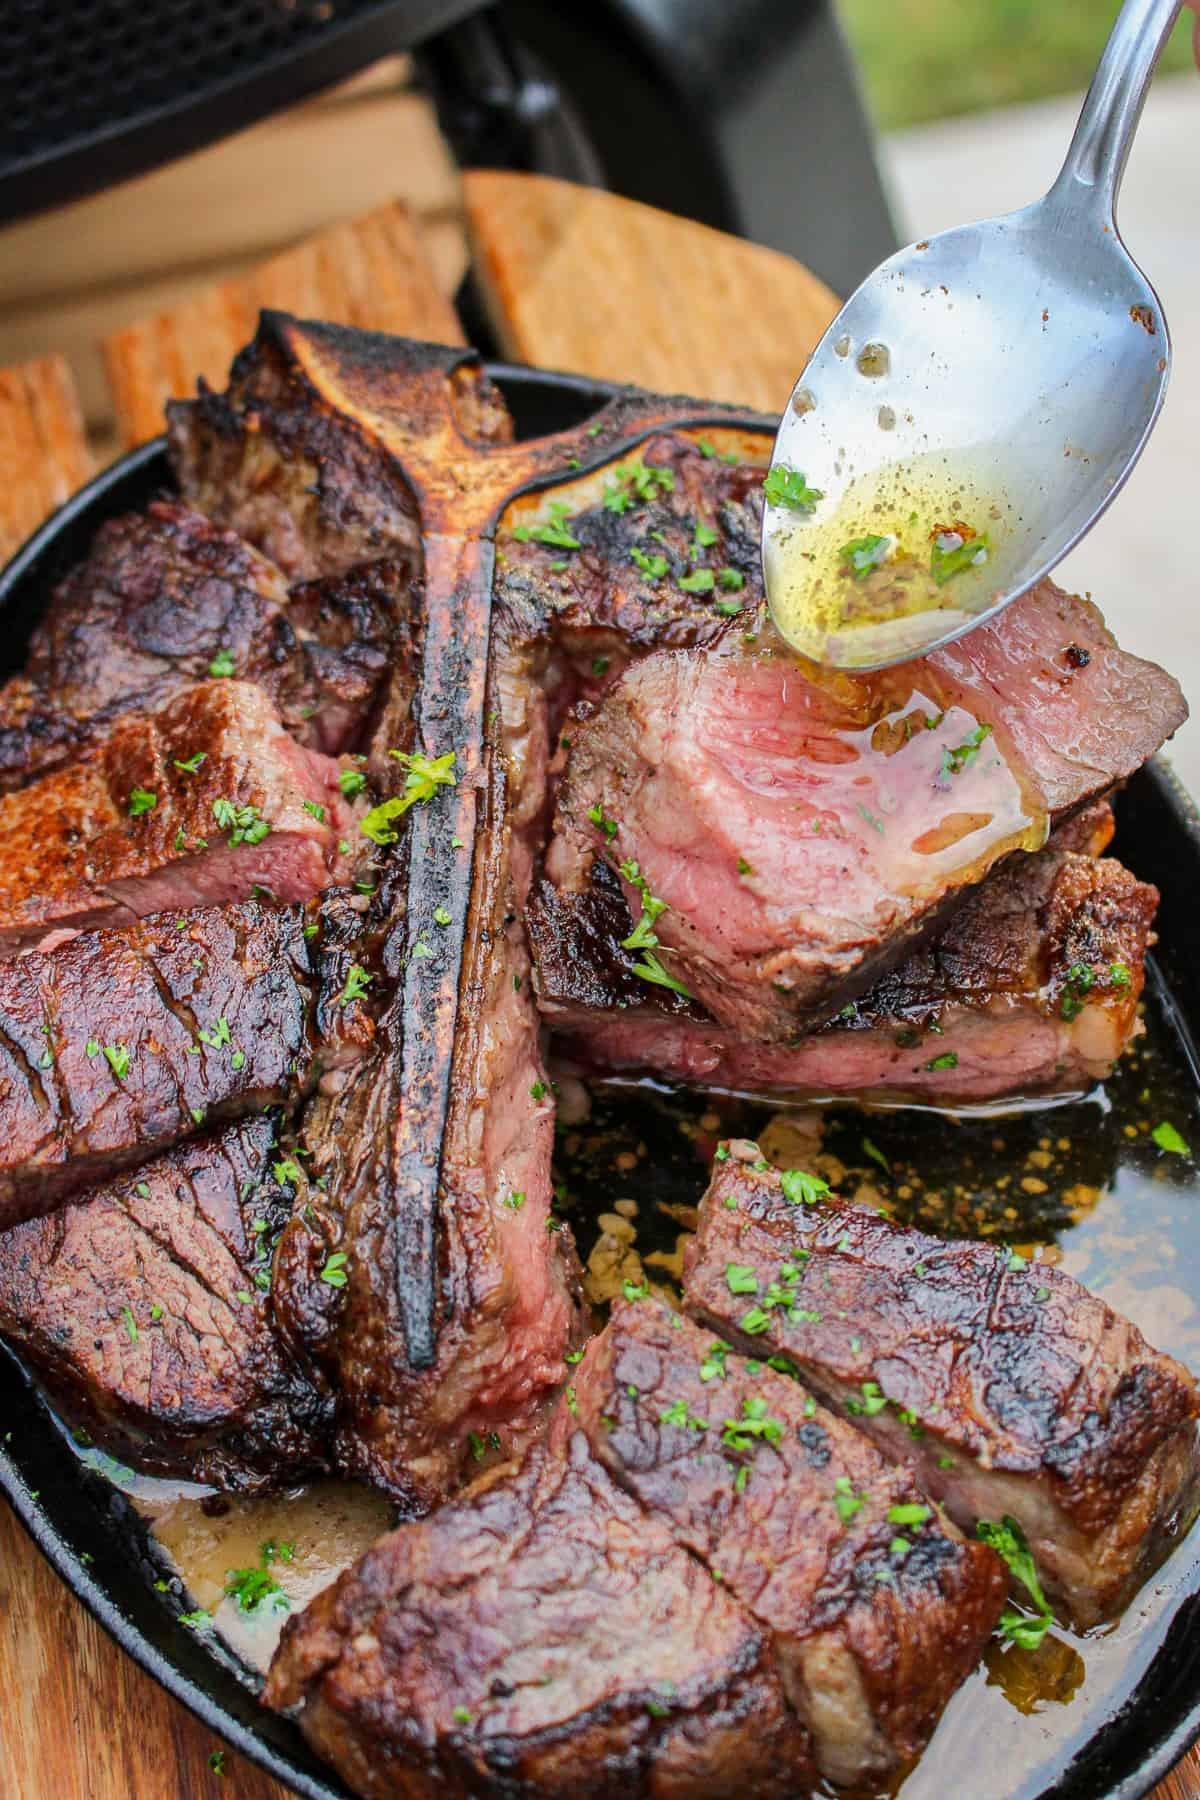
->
[0, 680, 359, 951]
[0, 1116, 332, 1490]
[536, 822, 1158, 1104]
[550, 581, 1185, 1037]
[685, 1142, 1200, 1628]
[167, 322, 510, 584]
[573, 1298, 1005, 1786]
[265, 1405, 815, 1800]
[0, 899, 338, 1229]
[0, 502, 404, 788]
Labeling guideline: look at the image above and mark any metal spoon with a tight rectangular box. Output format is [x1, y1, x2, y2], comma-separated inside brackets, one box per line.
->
[762, 0, 1181, 671]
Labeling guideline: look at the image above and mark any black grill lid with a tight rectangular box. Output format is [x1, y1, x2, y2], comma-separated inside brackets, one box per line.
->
[0, 0, 484, 224]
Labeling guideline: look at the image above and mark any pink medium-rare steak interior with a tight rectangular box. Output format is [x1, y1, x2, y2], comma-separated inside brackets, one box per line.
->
[551, 580, 1185, 1038]
[0, 680, 360, 950]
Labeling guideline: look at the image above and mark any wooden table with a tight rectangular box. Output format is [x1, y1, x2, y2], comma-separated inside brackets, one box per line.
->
[0, 132, 1195, 1798]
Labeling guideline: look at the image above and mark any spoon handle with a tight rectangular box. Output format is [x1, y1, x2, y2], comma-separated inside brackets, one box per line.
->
[1046, 0, 1181, 220]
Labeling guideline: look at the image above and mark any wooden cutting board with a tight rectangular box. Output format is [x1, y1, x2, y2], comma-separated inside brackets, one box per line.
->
[0, 157, 1194, 1800]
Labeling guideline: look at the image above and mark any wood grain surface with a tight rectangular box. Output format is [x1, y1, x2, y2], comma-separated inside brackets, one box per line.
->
[0, 154, 1196, 1800]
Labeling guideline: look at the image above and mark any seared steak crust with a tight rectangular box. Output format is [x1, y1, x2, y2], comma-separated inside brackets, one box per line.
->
[0, 502, 403, 787]
[0, 680, 358, 950]
[167, 328, 510, 584]
[574, 1299, 1006, 1786]
[265, 1413, 814, 1799]
[551, 583, 1185, 1037]
[537, 836, 1158, 1104]
[0, 900, 322, 1228]
[685, 1143, 1200, 1628]
[0, 1116, 332, 1489]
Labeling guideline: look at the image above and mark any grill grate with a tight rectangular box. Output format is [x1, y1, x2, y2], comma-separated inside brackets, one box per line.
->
[0, 0, 483, 221]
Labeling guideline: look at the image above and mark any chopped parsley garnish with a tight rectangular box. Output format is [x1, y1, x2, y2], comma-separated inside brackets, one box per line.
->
[586, 802, 619, 842]
[273, 1157, 304, 1186]
[630, 949, 693, 998]
[725, 1264, 758, 1296]
[780, 1168, 830, 1206]
[622, 1278, 649, 1301]
[173, 753, 206, 774]
[452, 1705, 473, 1725]
[359, 749, 458, 845]
[603, 459, 675, 513]
[886, 1502, 931, 1527]
[502, 1191, 526, 1211]
[208, 649, 236, 677]
[128, 787, 157, 816]
[120, 1305, 138, 1344]
[338, 963, 373, 1006]
[177, 1609, 212, 1630]
[845, 1380, 889, 1417]
[660, 1398, 708, 1431]
[839, 534, 891, 577]
[763, 464, 824, 512]
[198, 1015, 232, 1051]
[208, 1750, 226, 1776]
[930, 527, 989, 585]
[302, 799, 326, 822]
[861, 1137, 889, 1175]
[1152, 1120, 1191, 1156]
[103, 1043, 130, 1080]
[977, 1515, 1053, 1649]
[319, 1251, 349, 1288]
[530, 1080, 547, 1100]
[717, 566, 745, 591]
[339, 767, 367, 799]
[924, 1051, 958, 1072]
[721, 1395, 783, 1453]
[833, 1476, 865, 1524]
[693, 521, 718, 548]
[699, 1342, 729, 1382]
[630, 547, 669, 580]
[679, 567, 715, 594]
[618, 857, 667, 951]
[224, 1560, 289, 1616]
[1109, 961, 1132, 988]
[512, 498, 582, 550]
[211, 798, 270, 846]
[940, 723, 992, 780]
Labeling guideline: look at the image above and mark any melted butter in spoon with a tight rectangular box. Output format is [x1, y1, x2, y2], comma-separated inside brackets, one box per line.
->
[763, 448, 1021, 669]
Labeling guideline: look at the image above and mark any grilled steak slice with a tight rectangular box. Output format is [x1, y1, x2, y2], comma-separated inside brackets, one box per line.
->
[167, 326, 511, 583]
[0, 900, 355, 1230]
[0, 1116, 333, 1490]
[0, 501, 404, 789]
[536, 837, 1157, 1105]
[551, 580, 1185, 1037]
[0, 680, 359, 951]
[684, 1142, 1200, 1629]
[573, 1298, 1006, 1786]
[277, 621, 583, 1507]
[265, 1407, 815, 1799]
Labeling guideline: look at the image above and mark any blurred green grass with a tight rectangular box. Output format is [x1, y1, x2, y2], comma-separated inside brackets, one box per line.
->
[837, 0, 1195, 130]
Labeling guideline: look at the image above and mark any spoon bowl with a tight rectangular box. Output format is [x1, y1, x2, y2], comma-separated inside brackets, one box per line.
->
[764, 0, 1180, 670]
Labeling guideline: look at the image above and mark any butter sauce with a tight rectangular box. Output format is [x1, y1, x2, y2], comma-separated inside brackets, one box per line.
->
[763, 446, 1023, 669]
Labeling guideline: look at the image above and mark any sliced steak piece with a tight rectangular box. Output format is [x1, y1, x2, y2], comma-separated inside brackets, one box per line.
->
[537, 838, 1157, 1106]
[265, 1408, 815, 1799]
[167, 321, 511, 583]
[551, 580, 1185, 1037]
[573, 1298, 1006, 1787]
[0, 501, 405, 789]
[684, 1142, 1200, 1629]
[0, 680, 359, 951]
[0, 900, 356, 1230]
[277, 623, 583, 1508]
[0, 1116, 333, 1491]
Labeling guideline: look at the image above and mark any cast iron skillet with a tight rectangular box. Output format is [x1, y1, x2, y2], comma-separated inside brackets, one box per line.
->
[2, 365, 1200, 1799]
